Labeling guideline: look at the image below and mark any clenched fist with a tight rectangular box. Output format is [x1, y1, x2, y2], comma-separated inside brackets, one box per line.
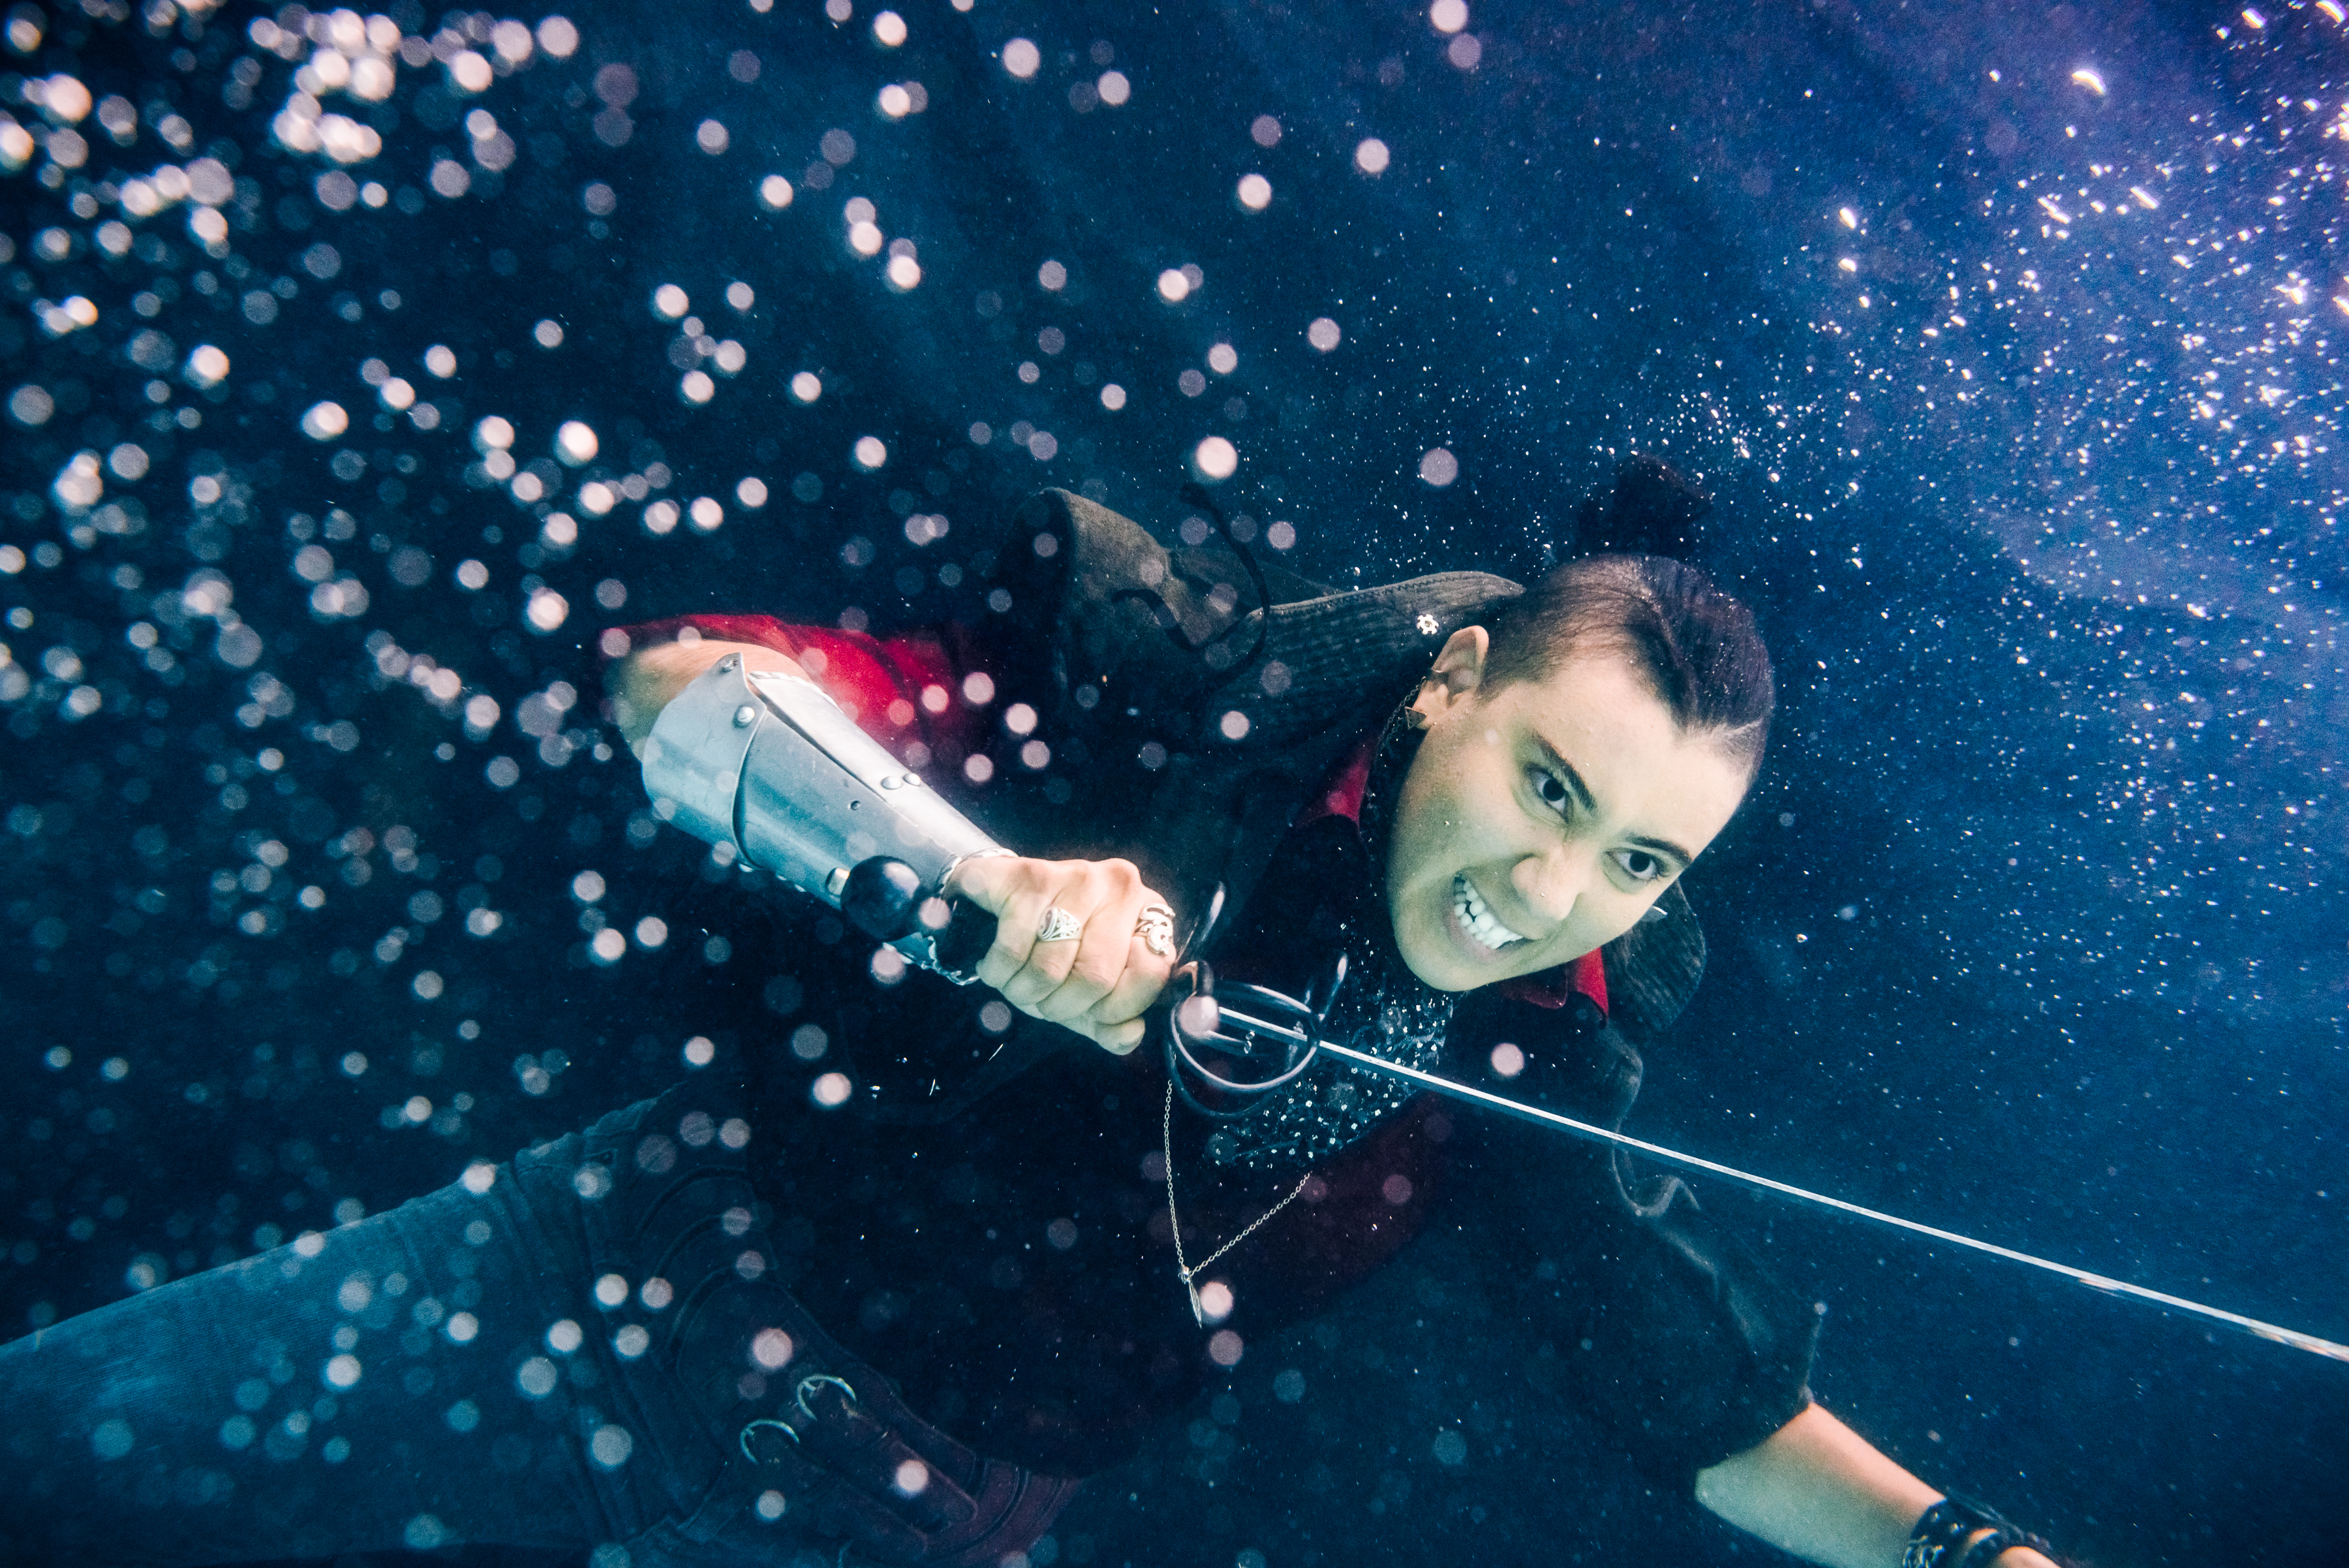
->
[946, 855, 1175, 1054]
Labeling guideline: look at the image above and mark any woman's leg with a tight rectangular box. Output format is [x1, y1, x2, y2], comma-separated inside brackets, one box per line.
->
[0, 1118, 683, 1563]
[0, 1069, 1077, 1567]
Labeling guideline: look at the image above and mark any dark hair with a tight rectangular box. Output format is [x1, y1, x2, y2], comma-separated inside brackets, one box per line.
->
[1480, 554, 1775, 773]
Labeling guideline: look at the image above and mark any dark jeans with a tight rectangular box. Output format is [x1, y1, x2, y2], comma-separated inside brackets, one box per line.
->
[0, 1073, 1077, 1567]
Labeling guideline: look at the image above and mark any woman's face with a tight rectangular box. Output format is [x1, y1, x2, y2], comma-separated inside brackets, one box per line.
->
[1385, 628, 1753, 992]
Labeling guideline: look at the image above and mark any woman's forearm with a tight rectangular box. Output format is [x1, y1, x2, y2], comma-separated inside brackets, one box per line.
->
[1695, 1404, 2058, 1568]
[607, 638, 803, 755]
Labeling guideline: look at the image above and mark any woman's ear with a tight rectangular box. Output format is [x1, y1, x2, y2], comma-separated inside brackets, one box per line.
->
[1410, 626, 1492, 722]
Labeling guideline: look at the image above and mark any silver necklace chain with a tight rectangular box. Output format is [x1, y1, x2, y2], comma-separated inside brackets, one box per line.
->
[1161, 1081, 1315, 1326]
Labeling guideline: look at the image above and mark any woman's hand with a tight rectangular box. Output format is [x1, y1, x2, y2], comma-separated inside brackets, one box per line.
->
[946, 855, 1176, 1055]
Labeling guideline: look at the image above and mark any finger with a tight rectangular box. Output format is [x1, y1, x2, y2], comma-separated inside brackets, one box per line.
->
[945, 857, 1034, 985]
[1086, 930, 1173, 1034]
[1028, 899, 1133, 1025]
[1026, 862, 1157, 1021]
[956, 861, 1054, 993]
[1092, 1017, 1146, 1056]
[974, 895, 1042, 996]
[1081, 884, 1175, 1024]
[994, 884, 1103, 1009]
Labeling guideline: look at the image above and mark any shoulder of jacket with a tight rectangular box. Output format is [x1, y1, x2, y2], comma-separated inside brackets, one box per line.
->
[1600, 880, 1708, 1045]
[993, 490, 1526, 736]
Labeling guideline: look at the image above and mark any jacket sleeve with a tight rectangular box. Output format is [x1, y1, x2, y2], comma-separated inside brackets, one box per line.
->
[604, 486, 1288, 769]
[1540, 1155, 1820, 1489]
[1453, 990, 1820, 1491]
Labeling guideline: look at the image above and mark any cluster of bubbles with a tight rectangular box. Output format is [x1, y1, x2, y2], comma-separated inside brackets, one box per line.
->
[0, 23, 2342, 1552]
[1747, 12, 2346, 1021]
[3, 0, 2327, 1104]
[0, 4, 1640, 1437]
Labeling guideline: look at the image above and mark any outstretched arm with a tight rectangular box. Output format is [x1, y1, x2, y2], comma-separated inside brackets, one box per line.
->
[605, 632, 1173, 1054]
[1696, 1404, 2059, 1568]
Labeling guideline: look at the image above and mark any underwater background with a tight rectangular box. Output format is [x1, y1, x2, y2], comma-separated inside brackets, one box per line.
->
[2, 0, 2344, 1563]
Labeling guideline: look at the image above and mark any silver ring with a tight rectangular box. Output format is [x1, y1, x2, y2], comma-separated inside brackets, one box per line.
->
[940, 847, 1015, 894]
[1036, 906, 1084, 943]
[739, 1417, 800, 1462]
[794, 1372, 859, 1420]
[1135, 904, 1175, 958]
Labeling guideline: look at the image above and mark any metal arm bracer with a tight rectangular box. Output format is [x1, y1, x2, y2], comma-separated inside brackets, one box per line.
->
[638, 651, 1006, 979]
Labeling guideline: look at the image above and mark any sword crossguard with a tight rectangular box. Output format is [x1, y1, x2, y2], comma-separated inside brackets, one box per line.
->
[1162, 955, 1345, 1118]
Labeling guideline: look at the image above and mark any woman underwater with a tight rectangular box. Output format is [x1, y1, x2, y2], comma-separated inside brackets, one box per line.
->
[0, 479, 2065, 1568]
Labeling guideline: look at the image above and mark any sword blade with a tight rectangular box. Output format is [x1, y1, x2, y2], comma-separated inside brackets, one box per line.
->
[1315, 1039, 2349, 1365]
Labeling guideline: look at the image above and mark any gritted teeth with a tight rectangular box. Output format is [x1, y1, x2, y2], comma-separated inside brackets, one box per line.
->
[1452, 874, 1528, 951]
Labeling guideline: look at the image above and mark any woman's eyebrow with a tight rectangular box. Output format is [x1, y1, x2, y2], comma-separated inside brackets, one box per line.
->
[1527, 732, 1598, 813]
[1626, 833, 1696, 870]
[1529, 731, 1696, 867]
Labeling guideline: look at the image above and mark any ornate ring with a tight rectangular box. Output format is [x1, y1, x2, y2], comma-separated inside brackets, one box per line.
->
[1036, 906, 1084, 943]
[1135, 904, 1176, 958]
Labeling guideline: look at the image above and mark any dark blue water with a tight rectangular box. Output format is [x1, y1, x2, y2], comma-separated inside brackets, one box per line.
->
[3, 1, 2344, 1563]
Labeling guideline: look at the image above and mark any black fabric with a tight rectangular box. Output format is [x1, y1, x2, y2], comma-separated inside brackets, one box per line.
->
[1460, 1124, 1819, 1483]
[0, 1071, 1081, 1568]
[1207, 707, 1459, 1169]
[565, 1077, 1085, 1568]
[1595, 879, 1708, 1045]
[1451, 989, 1820, 1488]
[1554, 1174, 1820, 1487]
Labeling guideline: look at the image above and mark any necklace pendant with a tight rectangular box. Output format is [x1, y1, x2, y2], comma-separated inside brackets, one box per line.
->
[1180, 1269, 1204, 1327]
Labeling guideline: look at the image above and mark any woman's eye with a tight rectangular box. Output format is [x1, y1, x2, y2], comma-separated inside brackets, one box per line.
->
[1529, 769, 1570, 813]
[1614, 850, 1664, 883]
